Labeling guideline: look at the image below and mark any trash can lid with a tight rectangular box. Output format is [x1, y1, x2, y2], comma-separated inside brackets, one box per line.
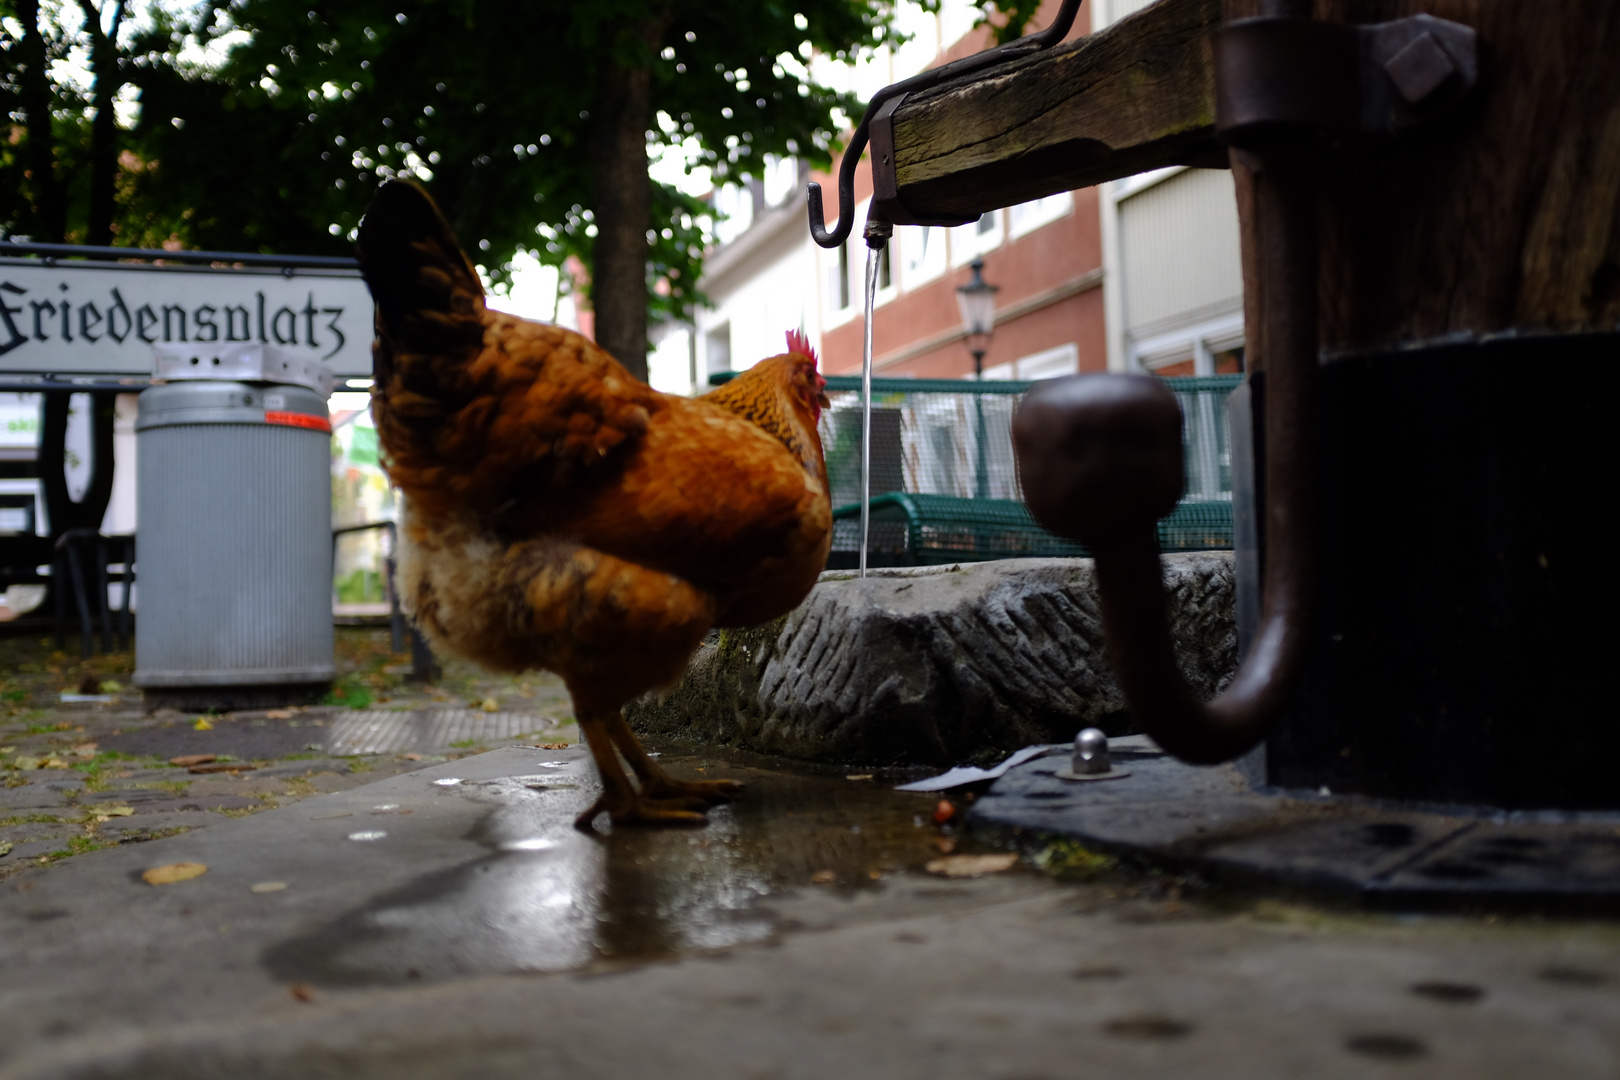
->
[151, 342, 335, 396]
[135, 380, 332, 433]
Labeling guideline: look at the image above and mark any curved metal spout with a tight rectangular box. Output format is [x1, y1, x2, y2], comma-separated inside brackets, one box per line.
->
[809, 0, 1085, 249]
[1012, 148, 1317, 765]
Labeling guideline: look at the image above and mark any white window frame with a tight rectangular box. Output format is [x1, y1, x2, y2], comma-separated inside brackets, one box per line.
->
[982, 342, 1080, 382]
[1130, 310, 1245, 375]
[949, 207, 1004, 267]
[820, 232, 857, 327]
[712, 182, 754, 246]
[1008, 192, 1073, 239]
[761, 155, 798, 208]
[898, 222, 947, 291]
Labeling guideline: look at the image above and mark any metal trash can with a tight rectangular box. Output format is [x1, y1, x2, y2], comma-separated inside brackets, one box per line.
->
[133, 377, 335, 708]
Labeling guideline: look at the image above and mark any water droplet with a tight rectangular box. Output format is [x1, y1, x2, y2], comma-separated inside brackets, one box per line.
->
[500, 838, 557, 852]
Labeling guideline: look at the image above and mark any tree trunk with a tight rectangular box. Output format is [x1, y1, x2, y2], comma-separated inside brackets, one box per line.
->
[17, 0, 66, 244]
[79, 0, 127, 249]
[588, 20, 664, 383]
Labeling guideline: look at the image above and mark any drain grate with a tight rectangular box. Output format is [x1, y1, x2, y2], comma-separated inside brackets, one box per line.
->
[324, 710, 562, 755]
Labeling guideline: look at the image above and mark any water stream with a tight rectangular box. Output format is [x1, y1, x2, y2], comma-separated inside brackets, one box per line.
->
[860, 244, 882, 577]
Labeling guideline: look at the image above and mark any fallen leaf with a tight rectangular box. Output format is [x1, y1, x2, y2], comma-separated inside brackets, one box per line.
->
[251, 881, 288, 893]
[846, 774, 874, 782]
[41, 758, 69, 770]
[93, 805, 135, 820]
[0, 841, 12, 858]
[289, 984, 315, 1003]
[189, 762, 256, 774]
[480, 697, 499, 712]
[14, 756, 41, 770]
[933, 799, 957, 825]
[169, 754, 217, 768]
[925, 853, 1019, 878]
[142, 861, 208, 885]
[0, 746, 15, 754]
[70, 742, 98, 757]
[400, 753, 424, 761]
[811, 869, 838, 885]
[193, 717, 214, 731]
[534, 742, 569, 750]
[265, 709, 294, 720]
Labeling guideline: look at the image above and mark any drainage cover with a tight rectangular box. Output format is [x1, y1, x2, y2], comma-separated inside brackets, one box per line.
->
[324, 709, 562, 755]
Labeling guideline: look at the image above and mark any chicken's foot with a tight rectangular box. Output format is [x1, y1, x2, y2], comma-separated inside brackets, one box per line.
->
[574, 715, 709, 830]
[603, 711, 744, 806]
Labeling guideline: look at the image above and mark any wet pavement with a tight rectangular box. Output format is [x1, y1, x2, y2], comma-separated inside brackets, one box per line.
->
[1, 741, 1619, 1078]
[3, 632, 1620, 1077]
[0, 628, 574, 877]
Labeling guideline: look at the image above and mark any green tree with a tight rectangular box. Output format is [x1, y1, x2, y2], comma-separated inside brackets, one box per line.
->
[1, 0, 170, 247]
[130, 0, 903, 379]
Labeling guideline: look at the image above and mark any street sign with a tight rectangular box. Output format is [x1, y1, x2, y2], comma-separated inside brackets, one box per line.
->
[0, 258, 373, 379]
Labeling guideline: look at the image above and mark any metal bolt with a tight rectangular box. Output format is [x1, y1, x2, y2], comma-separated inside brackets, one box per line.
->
[1072, 728, 1111, 775]
[1384, 32, 1456, 106]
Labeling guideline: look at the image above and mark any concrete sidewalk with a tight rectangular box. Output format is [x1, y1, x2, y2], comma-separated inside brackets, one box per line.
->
[2, 744, 1618, 1079]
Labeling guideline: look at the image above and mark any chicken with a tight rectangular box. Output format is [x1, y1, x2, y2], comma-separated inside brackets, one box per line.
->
[355, 181, 831, 828]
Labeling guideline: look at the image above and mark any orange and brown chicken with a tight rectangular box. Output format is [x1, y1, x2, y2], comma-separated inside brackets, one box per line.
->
[357, 180, 831, 828]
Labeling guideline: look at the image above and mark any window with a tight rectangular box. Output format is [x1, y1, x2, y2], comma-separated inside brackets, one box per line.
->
[712, 183, 753, 245]
[824, 238, 853, 321]
[899, 224, 947, 289]
[950, 209, 1003, 266]
[981, 343, 1079, 382]
[1008, 192, 1072, 239]
[824, 199, 897, 320]
[704, 322, 732, 376]
[1014, 343, 1080, 381]
[762, 155, 798, 207]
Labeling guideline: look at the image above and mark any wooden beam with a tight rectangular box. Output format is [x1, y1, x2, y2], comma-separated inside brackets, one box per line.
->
[889, 0, 1223, 221]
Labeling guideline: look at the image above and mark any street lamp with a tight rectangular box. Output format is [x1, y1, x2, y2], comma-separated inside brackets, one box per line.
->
[955, 258, 999, 379]
[955, 258, 999, 497]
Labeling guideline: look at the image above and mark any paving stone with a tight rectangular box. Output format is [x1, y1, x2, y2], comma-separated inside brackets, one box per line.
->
[1, 747, 1617, 1080]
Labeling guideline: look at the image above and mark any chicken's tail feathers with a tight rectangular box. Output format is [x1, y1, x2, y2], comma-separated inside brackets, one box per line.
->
[357, 180, 486, 389]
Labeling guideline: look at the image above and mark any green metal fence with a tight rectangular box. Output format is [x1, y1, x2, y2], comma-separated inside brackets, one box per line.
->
[811, 374, 1242, 568]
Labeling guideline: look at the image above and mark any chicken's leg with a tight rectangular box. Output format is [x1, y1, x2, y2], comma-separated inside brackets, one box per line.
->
[603, 711, 744, 806]
[574, 712, 709, 830]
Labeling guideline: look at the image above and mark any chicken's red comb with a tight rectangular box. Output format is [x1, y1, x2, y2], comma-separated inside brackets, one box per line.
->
[785, 328, 818, 368]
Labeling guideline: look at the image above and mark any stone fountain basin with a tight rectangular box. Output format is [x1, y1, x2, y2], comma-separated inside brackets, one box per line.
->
[628, 553, 1236, 766]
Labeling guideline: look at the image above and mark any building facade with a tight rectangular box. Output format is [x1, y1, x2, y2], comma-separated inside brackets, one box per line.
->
[661, 0, 1247, 394]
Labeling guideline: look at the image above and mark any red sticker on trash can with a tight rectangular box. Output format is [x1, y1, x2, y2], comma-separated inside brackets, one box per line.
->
[265, 410, 332, 433]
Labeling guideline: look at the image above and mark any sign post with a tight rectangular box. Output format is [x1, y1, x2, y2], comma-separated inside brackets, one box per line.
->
[0, 243, 372, 630]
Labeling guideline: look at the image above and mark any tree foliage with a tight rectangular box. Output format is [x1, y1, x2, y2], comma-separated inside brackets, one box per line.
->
[1, 0, 172, 246]
[5, 0, 1059, 375]
[128, 1, 900, 332]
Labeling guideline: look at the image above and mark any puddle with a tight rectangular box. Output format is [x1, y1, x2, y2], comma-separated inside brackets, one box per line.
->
[262, 746, 970, 987]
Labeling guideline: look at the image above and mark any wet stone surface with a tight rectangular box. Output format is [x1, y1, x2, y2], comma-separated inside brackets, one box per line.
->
[0, 744, 1618, 1079]
[262, 748, 953, 986]
[0, 628, 575, 881]
[972, 739, 1620, 909]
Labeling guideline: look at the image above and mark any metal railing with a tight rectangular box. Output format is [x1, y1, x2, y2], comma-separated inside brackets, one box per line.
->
[810, 374, 1242, 567]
